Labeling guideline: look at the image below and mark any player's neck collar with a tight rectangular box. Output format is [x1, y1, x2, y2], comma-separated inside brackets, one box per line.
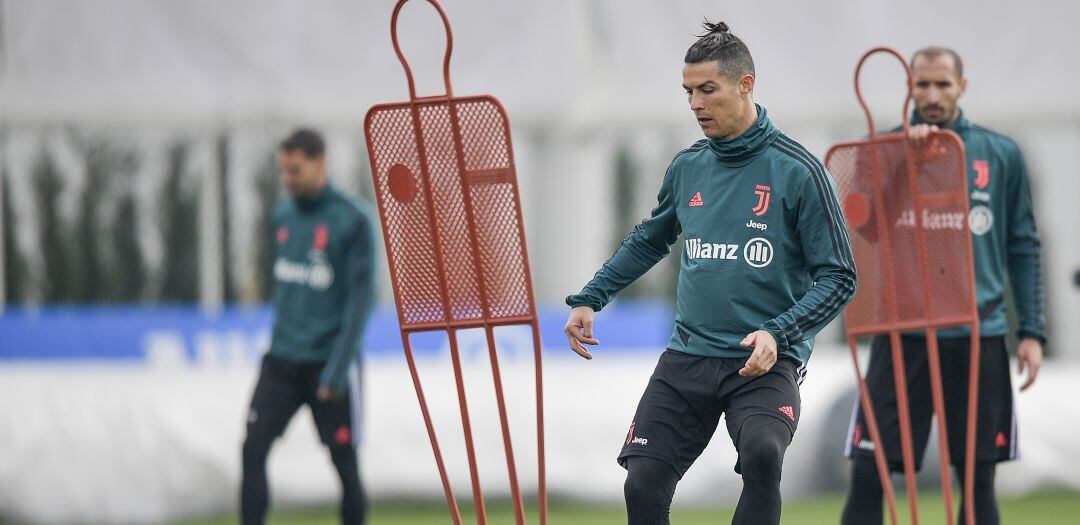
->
[294, 184, 331, 212]
[911, 109, 970, 132]
[707, 104, 780, 168]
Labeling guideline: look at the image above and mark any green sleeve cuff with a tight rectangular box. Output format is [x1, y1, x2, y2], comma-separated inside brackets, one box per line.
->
[760, 321, 790, 353]
[319, 360, 352, 393]
[1017, 330, 1047, 345]
[565, 294, 602, 312]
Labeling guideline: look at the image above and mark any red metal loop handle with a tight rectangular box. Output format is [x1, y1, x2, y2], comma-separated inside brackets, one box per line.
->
[391, 0, 454, 101]
[854, 47, 913, 139]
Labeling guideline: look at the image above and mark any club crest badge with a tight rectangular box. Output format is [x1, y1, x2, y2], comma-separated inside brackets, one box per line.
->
[753, 184, 771, 216]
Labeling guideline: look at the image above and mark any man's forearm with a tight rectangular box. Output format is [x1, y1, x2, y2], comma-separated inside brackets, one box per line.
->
[761, 270, 856, 352]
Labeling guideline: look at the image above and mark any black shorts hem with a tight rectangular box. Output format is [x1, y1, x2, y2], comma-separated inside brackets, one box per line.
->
[844, 335, 1016, 470]
[616, 450, 687, 479]
[732, 410, 797, 443]
[848, 448, 926, 472]
[848, 447, 1014, 471]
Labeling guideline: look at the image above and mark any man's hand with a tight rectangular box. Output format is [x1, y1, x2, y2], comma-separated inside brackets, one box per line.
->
[739, 330, 778, 377]
[564, 306, 599, 360]
[1016, 338, 1043, 392]
[908, 123, 939, 147]
[317, 385, 344, 402]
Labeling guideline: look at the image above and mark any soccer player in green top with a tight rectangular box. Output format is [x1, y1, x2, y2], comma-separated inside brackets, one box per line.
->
[241, 129, 377, 525]
[564, 21, 856, 525]
[841, 47, 1045, 525]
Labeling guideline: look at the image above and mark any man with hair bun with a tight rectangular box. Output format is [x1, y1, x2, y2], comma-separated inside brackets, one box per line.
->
[564, 20, 856, 524]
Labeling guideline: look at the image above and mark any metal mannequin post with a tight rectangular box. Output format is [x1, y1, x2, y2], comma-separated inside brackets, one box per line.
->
[825, 47, 981, 525]
[363, 1, 548, 523]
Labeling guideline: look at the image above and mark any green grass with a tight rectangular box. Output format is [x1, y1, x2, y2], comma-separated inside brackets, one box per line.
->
[179, 490, 1080, 524]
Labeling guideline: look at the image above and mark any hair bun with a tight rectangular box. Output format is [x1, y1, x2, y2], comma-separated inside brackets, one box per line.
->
[703, 20, 729, 34]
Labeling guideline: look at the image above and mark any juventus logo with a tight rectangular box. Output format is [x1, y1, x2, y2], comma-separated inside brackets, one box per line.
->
[972, 160, 990, 190]
[753, 184, 772, 216]
[312, 223, 329, 253]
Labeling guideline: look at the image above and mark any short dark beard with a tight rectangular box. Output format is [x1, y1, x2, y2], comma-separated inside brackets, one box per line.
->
[917, 102, 960, 126]
[289, 180, 327, 200]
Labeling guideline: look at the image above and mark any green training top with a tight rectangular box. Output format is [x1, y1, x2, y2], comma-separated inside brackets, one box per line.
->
[268, 184, 378, 391]
[567, 106, 857, 365]
[913, 111, 1046, 343]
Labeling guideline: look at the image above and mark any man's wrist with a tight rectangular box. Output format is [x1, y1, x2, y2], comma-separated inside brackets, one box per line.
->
[1017, 331, 1046, 345]
[759, 322, 789, 353]
[565, 294, 602, 312]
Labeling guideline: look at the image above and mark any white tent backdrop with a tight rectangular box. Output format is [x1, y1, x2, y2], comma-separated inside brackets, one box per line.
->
[1, 1, 1079, 522]
[2, 0, 1077, 352]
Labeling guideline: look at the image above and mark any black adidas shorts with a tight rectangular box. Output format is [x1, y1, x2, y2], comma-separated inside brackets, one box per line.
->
[845, 335, 1016, 470]
[246, 353, 359, 447]
[618, 349, 802, 478]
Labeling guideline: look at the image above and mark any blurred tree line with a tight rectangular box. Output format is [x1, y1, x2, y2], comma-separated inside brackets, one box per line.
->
[1, 131, 675, 309]
[609, 144, 679, 304]
[1, 132, 283, 306]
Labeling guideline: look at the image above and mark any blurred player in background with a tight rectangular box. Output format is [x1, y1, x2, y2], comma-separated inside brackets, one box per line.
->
[564, 21, 857, 525]
[841, 47, 1046, 525]
[241, 128, 377, 525]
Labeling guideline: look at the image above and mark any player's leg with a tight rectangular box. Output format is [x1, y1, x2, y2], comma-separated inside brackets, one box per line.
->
[618, 350, 724, 525]
[241, 354, 306, 525]
[731, 415, 791, 525]
[840, 335, 934, 524]
[840, 335, 895, 525]
[623, 456, 679, 525]
[310, 365, 366, 525]
[724, 358, 800, 525]
[840, 455, 885, 525]
[954, 461, 999, 525]
[941, 336, 1013, 525]
[328, 445, 365, 525]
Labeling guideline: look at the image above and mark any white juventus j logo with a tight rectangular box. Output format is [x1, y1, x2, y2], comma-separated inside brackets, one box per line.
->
[743, 237, 774, 268]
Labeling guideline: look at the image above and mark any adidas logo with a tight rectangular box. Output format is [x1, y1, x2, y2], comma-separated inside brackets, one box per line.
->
[778, 405, 795, 422]
[689, 192, 704, 207]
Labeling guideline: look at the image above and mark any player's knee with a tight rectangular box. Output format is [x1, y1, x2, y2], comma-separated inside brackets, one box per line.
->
[740, 441, 783, 481]
[623, 469, 654, 506]
[329, 444, 360, 474]
[623, 456, 678, 509]
[973, 462, 996, 492]
[738, 419, 789, 482]
[954, 463, 997, 491]
[623, 462, 660, 505]
[242, 433, 272, 465]
[329, 443, 357, 464]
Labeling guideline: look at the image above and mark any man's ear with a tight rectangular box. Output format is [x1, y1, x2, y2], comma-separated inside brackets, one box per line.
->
[740, 74, 756, 95]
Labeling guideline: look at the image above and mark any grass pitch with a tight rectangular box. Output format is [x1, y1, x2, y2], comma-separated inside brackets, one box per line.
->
[178, 489, 1080, 524]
